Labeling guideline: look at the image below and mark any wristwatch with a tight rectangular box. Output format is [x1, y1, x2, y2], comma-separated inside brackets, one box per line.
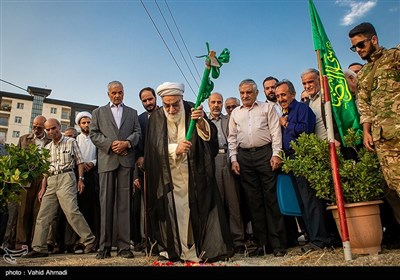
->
[79, 176, 85, 181]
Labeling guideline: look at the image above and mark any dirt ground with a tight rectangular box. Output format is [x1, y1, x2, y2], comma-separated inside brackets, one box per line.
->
[1, 245, 399, 274]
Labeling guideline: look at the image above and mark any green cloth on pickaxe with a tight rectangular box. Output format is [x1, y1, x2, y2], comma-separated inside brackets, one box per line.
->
[185, 43, 230, 140]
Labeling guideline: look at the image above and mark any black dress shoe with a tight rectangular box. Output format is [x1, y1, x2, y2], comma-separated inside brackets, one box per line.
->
[117, 250, 134, 258]
[301, 242, 323, 253]
[22, 250, 49, 258]
[96, 250, 111, 259]
[273, 249, 287, 257]
[248, 246, 265, 257]
[234, 245, 246, 255]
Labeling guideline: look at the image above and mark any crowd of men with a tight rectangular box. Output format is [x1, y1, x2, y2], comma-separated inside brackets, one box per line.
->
[0, 22, 399, 263]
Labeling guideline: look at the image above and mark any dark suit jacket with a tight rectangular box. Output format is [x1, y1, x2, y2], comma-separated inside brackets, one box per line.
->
[89, 103, 141, 173]
[17, 133, 52, 149]
[137, 111, 150, 158]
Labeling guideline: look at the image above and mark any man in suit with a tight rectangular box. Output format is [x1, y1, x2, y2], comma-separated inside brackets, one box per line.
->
[15, 115, 52, 251]
[208, 92, 245, 254]
[132, 87, 158, 252]
[89, 81, 141, 259]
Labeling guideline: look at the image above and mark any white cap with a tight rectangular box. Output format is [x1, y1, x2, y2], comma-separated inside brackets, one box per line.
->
[156, 82, 184, 97]
[75, 111, 92, 125]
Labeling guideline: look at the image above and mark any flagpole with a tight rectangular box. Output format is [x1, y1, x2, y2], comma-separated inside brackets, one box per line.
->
[316, 50, 352, 261]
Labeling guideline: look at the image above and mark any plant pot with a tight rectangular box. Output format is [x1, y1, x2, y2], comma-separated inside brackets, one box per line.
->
[327, 200, 383, 255]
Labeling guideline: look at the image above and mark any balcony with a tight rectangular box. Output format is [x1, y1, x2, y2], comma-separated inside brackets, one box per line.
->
[0, 104, 12, 112]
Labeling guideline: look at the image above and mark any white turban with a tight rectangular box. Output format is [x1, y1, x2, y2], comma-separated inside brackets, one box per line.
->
[75, 111, 92, 125]
[156, 82, 184, 97]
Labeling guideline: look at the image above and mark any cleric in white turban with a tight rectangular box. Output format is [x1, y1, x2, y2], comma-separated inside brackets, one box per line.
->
[156, 82, 184, 97]
[75, 111, 92, 125]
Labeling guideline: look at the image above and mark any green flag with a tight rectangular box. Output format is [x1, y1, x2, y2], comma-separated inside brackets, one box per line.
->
[308, 0, 362, 145]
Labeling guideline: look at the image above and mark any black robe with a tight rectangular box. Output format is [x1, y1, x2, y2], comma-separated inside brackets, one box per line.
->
[144, 101, 234, 262]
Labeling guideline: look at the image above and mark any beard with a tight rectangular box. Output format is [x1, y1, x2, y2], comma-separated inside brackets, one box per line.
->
[80, 127, 89, 135]
[163, 99, 185, 124]
[267, 94, 277, 102]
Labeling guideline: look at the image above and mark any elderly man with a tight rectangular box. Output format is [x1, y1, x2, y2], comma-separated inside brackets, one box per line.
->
[90, 81, 141, 259]
[224, 97, 240, 116]
[10, 116, 51, 251]
[144, 82, 234, 262]
[208, 92, 245, 254]
[228, 79, 287, 257]
[23, 118, 96, 258]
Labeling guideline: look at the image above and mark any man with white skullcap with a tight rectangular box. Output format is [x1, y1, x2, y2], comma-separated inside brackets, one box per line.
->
[144, 82, 234, 263]
[74, 111, 100, 250]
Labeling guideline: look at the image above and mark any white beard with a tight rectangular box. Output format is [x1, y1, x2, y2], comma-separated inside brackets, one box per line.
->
[163, 99, 185, 124]
[164, 99, 185, 144]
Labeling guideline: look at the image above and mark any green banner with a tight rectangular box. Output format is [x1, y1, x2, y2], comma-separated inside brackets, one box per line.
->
[308, 0, 362, 145]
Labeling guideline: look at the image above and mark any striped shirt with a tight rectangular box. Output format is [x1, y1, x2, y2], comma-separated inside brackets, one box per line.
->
[45, 136, 84, 174]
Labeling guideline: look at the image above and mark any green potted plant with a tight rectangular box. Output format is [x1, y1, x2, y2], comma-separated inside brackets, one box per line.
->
[281, 129, 386, 255]
[0, 143, 51, 210]
[281, 129, 385, 204]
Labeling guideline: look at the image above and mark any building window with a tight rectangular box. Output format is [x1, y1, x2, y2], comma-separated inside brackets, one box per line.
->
[61, 108, 70, 120]
[50, 107, 57, 114]
[0, 116, 8, 126]
[15, 116, 22, 124]
[61, 123, 68, 132]
[12, 131, 20, 138]
[16, 103, 24, 109]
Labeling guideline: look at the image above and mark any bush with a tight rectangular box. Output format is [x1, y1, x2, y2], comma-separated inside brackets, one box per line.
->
[0, 143, 51, 209]
[281, 130, 385, 204]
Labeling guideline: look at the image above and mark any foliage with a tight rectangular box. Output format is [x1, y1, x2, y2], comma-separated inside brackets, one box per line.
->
[281, 129, 385, 204]
[0, 143, 51, 209]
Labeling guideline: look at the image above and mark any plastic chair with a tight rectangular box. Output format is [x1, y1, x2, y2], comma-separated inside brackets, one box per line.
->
[276, 174, 302, 216]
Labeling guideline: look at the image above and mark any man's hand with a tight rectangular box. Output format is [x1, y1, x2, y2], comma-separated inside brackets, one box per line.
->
[270, 155, 282, 171]
[112, 140, 129, 155]
[77, 179, 85, 195]
[176, 140, 192, 155]
[231, 161, 240, 175]
[190, 105, 204, 120]
[133, 178, 141, 190]
[83, 162, 94, 172]
[363, 131, 375, 152]
[136, 156, 144, 171]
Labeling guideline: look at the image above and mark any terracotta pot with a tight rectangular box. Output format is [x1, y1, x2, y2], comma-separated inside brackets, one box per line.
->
[327, 200, 383, 255]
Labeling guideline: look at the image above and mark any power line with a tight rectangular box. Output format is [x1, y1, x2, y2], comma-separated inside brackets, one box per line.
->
[155, 0, 200, 89]
[0, 79, 28, 93]
[164, 0, 201, 81]
[140, 0, 197, 97]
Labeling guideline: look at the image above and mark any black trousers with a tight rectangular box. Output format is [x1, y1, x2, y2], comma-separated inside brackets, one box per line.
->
[237, 144, 286, 251]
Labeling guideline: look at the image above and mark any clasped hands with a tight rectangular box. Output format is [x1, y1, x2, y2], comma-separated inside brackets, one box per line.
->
[112, 140, 129, 156]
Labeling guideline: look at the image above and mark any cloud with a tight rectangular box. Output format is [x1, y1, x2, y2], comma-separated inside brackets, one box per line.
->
[335, 0, 378, 26]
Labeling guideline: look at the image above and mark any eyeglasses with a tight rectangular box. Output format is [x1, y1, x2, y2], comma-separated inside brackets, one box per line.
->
[350, 39, 371, 52]
[225, 105, 237, 110]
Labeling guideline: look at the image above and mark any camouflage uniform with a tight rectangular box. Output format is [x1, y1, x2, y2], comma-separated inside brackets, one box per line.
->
[357, 45, 400, 195]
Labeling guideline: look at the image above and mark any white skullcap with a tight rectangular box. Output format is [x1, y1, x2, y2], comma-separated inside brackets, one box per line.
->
[75, 111, 92, 125]
[156, 82, 184, 97]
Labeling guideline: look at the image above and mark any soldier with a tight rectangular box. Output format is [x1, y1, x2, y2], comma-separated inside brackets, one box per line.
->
[349, 22, 400, 247]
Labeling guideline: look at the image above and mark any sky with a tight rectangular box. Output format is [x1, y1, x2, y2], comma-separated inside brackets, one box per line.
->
[1, 0, 399, 115]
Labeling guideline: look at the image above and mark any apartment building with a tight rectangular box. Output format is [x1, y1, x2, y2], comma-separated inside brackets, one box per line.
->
[0, 86, 98, 145]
